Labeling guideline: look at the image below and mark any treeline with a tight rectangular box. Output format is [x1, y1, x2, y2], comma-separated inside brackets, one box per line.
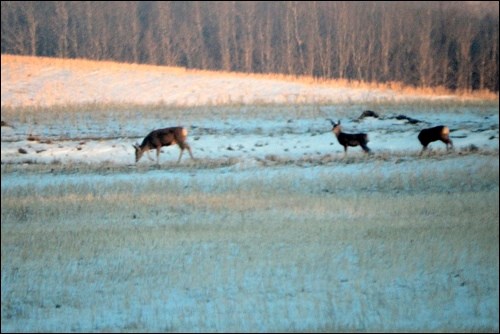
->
[2, 1, 498, 91]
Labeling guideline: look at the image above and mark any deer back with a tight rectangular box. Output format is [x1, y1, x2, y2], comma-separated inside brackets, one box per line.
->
[418, 125, 449, 145]
[338, 132, 369, 147]
[141, 127, 187, 149]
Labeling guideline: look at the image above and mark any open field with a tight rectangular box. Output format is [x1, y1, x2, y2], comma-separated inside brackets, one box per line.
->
[1, 151, 499, 332]
[1, 55, 499, 332]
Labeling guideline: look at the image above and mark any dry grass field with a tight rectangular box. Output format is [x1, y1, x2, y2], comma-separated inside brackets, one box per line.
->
[1, 156, 499, 332]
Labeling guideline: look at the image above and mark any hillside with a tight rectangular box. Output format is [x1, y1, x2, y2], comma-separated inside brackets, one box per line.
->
[1, 55, 495, 109]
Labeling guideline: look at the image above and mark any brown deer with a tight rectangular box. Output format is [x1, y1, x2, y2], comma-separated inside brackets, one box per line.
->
[418, 125, 453, 154]
[328, 119, 371, 155]
[133, 127, 194, 164]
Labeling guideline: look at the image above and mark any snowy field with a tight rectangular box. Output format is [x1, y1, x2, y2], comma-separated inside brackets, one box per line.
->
[1, 105, 499, 167]
[1, 55, 499, 332]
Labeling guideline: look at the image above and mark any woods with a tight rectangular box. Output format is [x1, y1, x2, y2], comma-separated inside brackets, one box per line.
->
[1, 1, 498, 92]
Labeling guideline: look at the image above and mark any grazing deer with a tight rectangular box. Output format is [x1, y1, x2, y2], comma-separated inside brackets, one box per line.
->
[328, 119, 371, 155]
[133, 127, 194, 164]
[418, 125, 453, 154]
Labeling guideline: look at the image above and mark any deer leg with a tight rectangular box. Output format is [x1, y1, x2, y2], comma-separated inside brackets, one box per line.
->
[420, 145, 428, 156]
[177, 143, 194, 163]
[156, 147, 161, 165]
[445, 139, 453, 151]
[177, 148, 184, 163]
[184, 143, 194, 160]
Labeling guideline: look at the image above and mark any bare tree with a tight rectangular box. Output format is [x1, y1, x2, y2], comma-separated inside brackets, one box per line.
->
[217, 1, 235, 71]
[1, 1, 498, 92]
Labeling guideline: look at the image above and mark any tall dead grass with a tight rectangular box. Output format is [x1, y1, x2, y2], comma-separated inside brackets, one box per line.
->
[2, 161, 498, 332]
[2, 98, 498, 133]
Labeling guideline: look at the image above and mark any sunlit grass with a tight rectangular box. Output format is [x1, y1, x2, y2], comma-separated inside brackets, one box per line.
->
[3, 54, 498, 104]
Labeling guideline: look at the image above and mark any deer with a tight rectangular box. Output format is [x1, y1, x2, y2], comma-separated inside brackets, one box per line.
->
[417, 125, 453, 154]
[133, 127, 194, 165]
[328, 119, 371, 155]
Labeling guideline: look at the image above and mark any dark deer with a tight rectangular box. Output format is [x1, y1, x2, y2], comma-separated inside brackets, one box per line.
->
[133, 127, 194, 164]
[418, 125, 453, 154]
[328, 119, 371, 155]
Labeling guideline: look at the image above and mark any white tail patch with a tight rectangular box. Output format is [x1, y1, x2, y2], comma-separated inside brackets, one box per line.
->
[182, 128, 188, 137]
[441, 126, 450, 136]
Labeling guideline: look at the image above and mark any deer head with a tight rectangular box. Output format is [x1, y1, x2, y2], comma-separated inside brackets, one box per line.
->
[328, 119, 342, 136]
[133, 143, 145, 162]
